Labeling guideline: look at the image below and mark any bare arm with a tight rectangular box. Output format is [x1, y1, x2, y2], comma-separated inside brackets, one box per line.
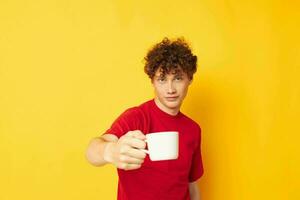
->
[85, 134, 118, 166]
[85, 131, 147, 170]
[189, 181, 200, 200]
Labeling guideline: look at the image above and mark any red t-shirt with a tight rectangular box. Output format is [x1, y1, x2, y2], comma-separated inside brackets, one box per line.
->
[104, 99, 204, 200]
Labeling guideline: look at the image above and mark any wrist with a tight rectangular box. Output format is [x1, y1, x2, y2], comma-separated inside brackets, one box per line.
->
[103, 142, 115, 164]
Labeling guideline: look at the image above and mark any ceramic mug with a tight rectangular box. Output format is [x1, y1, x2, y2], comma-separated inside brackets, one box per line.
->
[141, 131, 179, 161]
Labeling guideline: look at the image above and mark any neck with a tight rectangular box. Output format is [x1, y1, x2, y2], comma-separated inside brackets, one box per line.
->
[154, 98, 180, 116]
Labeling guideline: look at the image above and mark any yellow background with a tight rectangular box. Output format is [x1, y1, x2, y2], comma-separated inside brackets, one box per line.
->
[1, 0, 299, 199]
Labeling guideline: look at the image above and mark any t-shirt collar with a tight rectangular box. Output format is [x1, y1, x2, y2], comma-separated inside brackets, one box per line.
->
[151, 99, 182, 119]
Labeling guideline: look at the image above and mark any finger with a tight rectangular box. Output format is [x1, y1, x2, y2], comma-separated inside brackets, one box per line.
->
[126, 138, 146, 149]
[125, 148, 147, 159]
[124, 163, 142, 171]
[126, 130, 146, 140]
[118, 163, 142, 171]
[119, 155, 144, 164]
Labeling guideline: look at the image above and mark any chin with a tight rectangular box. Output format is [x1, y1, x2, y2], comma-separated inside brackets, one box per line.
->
[163, 101, 180, 109]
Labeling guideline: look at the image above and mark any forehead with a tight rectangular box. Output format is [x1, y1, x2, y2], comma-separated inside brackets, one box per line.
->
[154, 68, 185, 77]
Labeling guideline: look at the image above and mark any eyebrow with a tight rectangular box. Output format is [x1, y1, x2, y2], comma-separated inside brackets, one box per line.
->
[155, 73, 184, 79]
[174, 73, 183, 77]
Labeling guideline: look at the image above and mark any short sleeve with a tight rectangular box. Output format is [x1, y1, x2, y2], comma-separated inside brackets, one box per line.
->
[189, 126, 204, 182]
[103, 107, 143, 138]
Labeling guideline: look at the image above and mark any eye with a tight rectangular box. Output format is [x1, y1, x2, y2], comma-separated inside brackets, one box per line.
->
[175, 76, 183, 81]
[158, 77, 166, 83]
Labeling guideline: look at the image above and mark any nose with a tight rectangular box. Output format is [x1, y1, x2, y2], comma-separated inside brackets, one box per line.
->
[167, 81, 176, 94]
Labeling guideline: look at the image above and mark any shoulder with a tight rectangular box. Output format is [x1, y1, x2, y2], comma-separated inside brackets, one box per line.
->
[122, 106, 141, 115]
[180, 113, 202, 149]
[180, 113, 201, 133]
[118, 106, 142, 120]
[118, 99, 151, 119]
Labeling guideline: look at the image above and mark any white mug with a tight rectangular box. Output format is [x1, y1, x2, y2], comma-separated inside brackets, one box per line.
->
[141, 131, 179, 161]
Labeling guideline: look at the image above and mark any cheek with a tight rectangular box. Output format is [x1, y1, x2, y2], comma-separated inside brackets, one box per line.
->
[157, 88, 165, 96]
[178, 84, 189, 94]
[153, 84, 164, 95]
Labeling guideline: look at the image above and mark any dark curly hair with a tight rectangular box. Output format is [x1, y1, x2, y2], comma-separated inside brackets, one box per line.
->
[144, 37, 197, 80]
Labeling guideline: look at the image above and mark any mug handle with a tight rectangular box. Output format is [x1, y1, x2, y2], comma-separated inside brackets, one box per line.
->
[140, 139, 149, 154]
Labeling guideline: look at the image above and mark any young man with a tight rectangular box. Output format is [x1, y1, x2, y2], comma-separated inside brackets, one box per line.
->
[86, 37, 204, 200]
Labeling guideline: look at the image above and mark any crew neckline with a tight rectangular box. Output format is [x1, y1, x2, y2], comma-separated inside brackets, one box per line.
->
[150, 99, 183, 119]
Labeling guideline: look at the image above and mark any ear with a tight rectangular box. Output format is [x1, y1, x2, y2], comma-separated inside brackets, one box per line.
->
[189, 78, 193, 85]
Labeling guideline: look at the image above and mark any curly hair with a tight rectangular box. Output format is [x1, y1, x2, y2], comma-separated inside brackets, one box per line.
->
[144, 37, 197, 80]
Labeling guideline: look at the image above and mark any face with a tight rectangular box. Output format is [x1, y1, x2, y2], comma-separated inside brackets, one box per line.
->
[152, 68, 192, 115]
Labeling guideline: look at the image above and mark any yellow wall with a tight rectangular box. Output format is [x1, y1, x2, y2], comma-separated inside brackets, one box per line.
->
[1, 0, 299, 199]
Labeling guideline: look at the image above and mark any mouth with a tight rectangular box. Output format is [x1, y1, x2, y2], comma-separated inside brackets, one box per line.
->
[165, 96, 179, 101]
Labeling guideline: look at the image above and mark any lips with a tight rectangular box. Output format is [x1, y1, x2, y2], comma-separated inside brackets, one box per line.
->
[165, 96, 179, 101]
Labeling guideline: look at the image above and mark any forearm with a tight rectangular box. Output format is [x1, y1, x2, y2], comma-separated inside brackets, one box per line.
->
[189, 181, 200, 200]
[85, 137, 115, 167]
[190, 191, 200, 200]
